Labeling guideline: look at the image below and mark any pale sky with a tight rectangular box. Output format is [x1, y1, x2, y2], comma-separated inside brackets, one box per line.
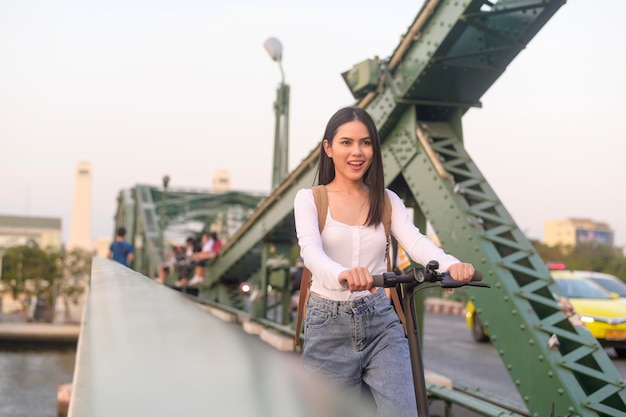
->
[1, 1, 625, 247]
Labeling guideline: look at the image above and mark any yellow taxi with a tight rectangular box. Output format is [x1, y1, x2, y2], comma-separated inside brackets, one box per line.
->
[585, 272, 626, 302]
[465, 300, 488, 342]
[551, 270, 626, 357]
[466, 269, 626, 357]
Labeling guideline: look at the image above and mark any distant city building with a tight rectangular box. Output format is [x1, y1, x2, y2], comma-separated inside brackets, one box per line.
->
[0, 215, 62, 250]
[543, 218, 614, 247]
[94, 236, 112, 259]
[212, 170, 231, 193]
[67, 161, 93, 252]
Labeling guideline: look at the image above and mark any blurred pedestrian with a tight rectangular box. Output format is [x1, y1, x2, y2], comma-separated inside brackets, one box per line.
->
[189, 231, 222, 286]
[108, 226, 134, 268]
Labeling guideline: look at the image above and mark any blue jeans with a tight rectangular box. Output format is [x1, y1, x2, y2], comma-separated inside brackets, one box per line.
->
[303, 290, 417, 417]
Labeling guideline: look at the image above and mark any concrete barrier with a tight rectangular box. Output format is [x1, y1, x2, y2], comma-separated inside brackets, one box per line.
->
[67, 258, 378, 417]
[424, 297, 465, 316]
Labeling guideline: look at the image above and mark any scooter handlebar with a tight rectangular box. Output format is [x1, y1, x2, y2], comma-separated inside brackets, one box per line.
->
[372, 268, 487, 289]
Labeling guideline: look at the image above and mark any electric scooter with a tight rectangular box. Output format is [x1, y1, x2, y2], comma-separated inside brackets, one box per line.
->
[373, 260, 490, 417]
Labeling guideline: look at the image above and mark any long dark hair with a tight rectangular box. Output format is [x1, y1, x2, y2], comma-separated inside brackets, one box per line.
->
[315, 106, 385, 227]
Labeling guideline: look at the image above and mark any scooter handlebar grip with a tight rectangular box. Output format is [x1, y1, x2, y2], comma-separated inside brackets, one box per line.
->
[472, 270, 483, 282]
[372, 275, 384, 287]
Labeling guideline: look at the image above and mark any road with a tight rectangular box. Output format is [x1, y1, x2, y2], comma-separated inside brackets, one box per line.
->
[421, 312, 626, 414]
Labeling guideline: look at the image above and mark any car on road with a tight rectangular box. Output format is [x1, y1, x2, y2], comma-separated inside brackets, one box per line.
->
[584, 272, 626, 302]
[551, 270, 626, 357]
[465, 300, 488, 342]
[466, 270, 626, 357]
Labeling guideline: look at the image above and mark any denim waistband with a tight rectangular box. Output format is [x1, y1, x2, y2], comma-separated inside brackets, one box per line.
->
[307, 289, 386, 315]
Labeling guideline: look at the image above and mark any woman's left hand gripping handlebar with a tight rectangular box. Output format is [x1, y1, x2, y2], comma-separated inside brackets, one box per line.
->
[447, 262, 475, 282]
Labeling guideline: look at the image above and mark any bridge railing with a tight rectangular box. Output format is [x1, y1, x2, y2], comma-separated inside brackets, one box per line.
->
[67, 257, 379, 417]
[67, 258, 537, 417]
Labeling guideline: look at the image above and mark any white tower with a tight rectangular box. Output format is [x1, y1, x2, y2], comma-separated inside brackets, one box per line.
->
[67, 161, 93, 252]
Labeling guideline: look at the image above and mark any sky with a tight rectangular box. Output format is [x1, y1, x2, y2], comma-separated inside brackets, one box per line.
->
[1, 0, 625, 247]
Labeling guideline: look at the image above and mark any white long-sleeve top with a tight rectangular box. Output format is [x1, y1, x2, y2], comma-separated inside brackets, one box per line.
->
[294, 187, 460, 301]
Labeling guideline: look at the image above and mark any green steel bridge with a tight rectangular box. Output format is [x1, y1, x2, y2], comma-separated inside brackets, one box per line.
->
[103, 1, 626, 416]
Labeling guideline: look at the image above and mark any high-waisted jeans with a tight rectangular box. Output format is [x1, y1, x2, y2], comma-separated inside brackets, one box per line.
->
[303, 290, 417, 417]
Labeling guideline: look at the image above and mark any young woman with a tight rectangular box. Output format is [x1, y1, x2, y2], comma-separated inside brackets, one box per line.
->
[293, 106, 475, 416]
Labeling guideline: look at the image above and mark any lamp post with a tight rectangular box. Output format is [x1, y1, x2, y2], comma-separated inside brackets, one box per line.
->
[264, 37, 290, 190]
[0, 249, 4, 279]
[159, 175, 170, 255]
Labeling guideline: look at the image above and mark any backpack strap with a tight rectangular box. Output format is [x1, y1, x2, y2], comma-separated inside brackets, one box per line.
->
[295, 185, 326, 347]
[383, 191, 392, 265]
[295, 270, 310, 348]
[382, 192, 407, 336]
[312, 185, 327, 231]
[117, 240, 127, 255]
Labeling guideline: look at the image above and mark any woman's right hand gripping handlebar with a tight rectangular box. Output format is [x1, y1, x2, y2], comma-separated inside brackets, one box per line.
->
[339, 267, 377, 294]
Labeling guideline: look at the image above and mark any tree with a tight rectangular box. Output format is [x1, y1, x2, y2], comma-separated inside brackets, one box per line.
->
[63, 247, 93, 278]
[0, 241, 60, 308]
[57, 247, 92, 323]
[0, 242, 92, 321]
[532, 240, 626, 281]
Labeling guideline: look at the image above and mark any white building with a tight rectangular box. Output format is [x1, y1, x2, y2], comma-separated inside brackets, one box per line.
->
[0, 215, 62, 250]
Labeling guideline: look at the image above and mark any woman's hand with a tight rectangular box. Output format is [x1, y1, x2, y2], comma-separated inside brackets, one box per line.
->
[447, 262, 475, 282]
[338, 267, 377, 294]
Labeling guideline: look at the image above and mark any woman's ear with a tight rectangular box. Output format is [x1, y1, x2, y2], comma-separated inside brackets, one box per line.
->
[323, 139, 332, 158]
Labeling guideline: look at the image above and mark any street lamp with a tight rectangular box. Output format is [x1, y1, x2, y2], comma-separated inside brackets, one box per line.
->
[264, 37, 290, 190]
[159, 175, 170, 255]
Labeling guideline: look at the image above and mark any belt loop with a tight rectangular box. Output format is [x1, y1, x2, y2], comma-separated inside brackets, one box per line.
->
[365, 294, 373, 312]
[368, 292, 379, 312]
